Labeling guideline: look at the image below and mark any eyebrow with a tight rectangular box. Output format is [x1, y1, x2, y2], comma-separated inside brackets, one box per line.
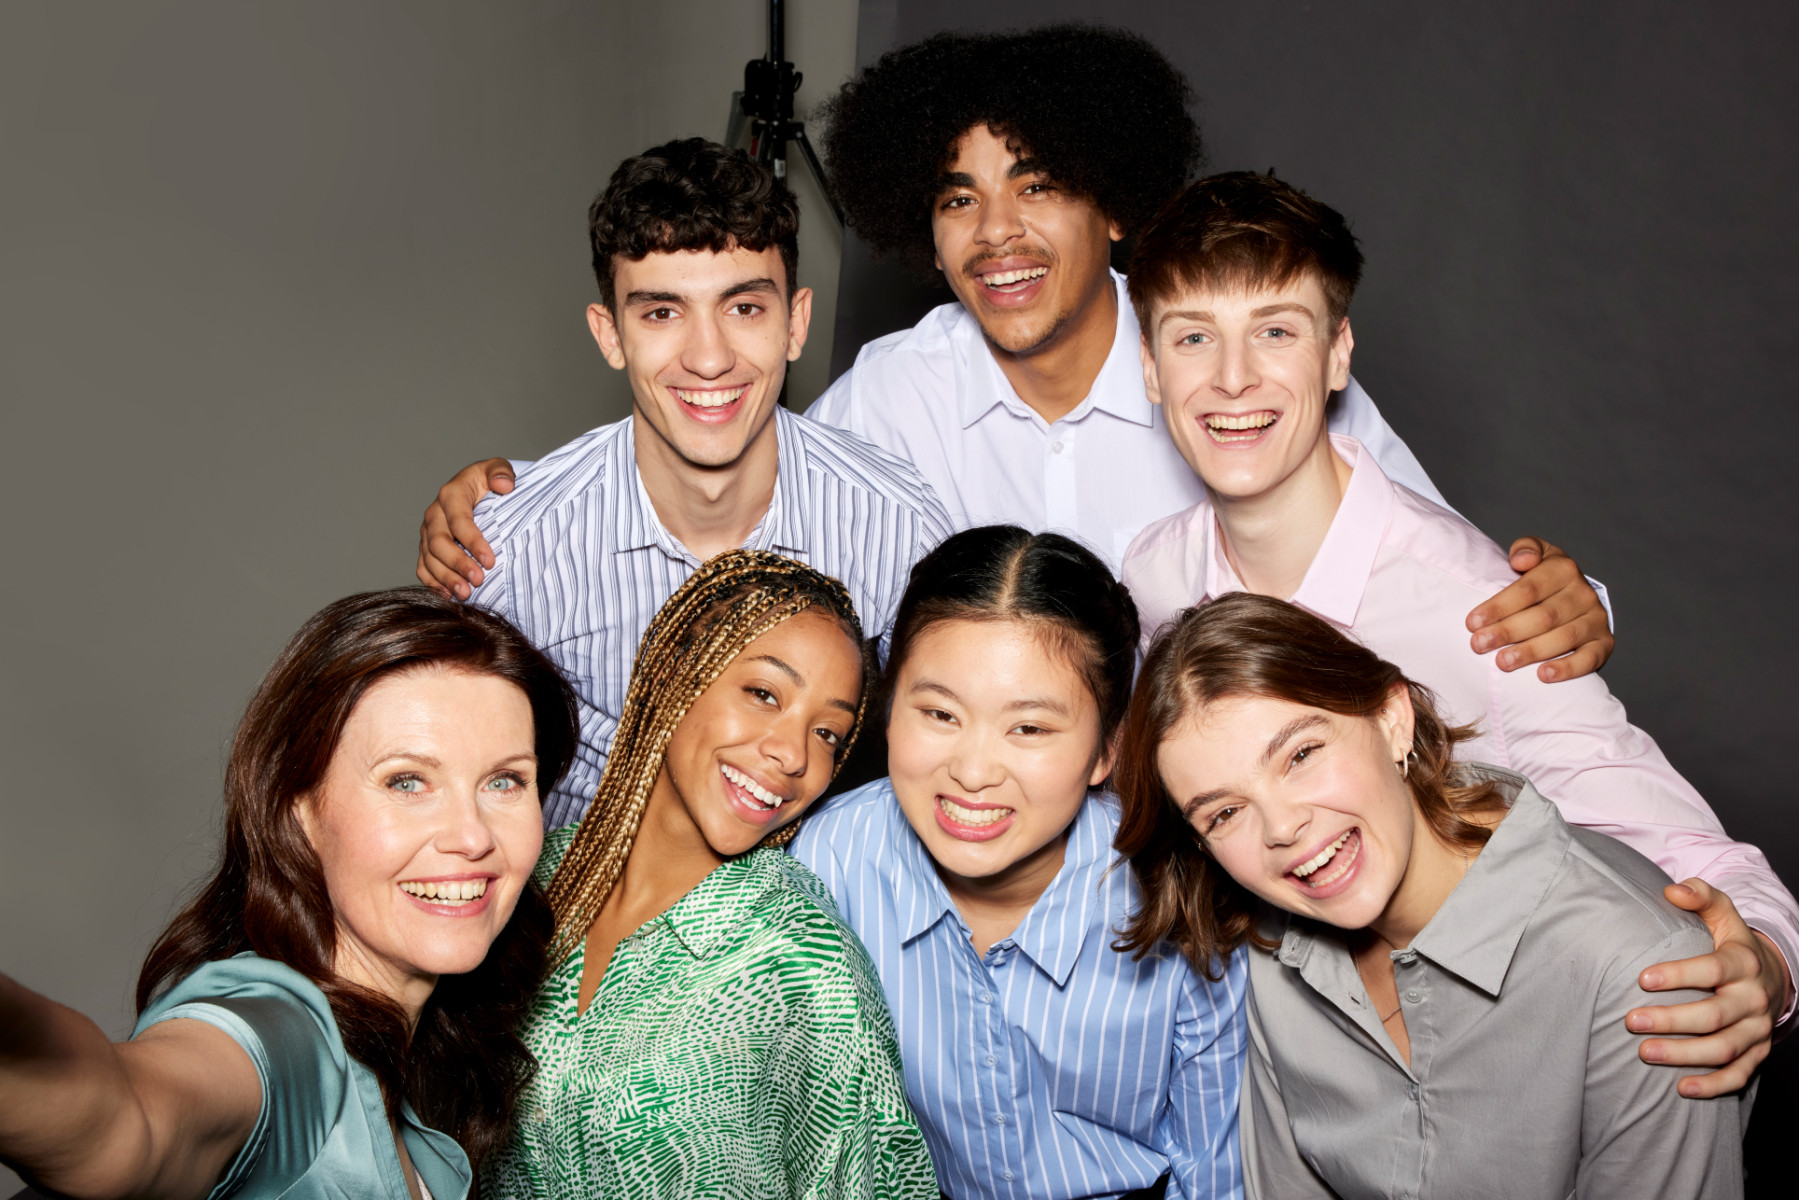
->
[623, 277, 781, 307]
[907, 678, 1069, 717]
[934, 158, 1052, 194]
[1258, 715, 1329, 768]
[748, 654, 858, 716]
[1157, 301, 1318, 329]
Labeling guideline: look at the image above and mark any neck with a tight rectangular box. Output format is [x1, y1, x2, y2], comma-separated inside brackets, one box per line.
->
[986, 274, 1119, 424]
[612, 771, 729, 921]
[1369, 812, 1469, 951]
[936, 826, 1069, 926]
[1211, 434, 1353, 600]
[632, 408, 780, 562]
[332, 941, 433, 1033]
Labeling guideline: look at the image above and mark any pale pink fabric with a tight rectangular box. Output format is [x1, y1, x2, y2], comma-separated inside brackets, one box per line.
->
[1123, 435, 1799, 1023]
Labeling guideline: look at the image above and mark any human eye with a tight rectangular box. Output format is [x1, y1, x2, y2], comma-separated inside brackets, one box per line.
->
[386, 772, 427, 795]
[1259, 324, 1298, 342]
[745, 685, 779, 708]
[815, 726, 843, 748]
[1206, 805, 1241, 832]
[483, 770, 531, 796]
[1177, 330, 1210, 347]
[729, 301, 763, 317]
[920, 706, 957, 725]
[939, 193, 973, 211]
[1010, 722, 1049, 737]
[1290, 740, 1324, 768]
[644, 306, 677, 322]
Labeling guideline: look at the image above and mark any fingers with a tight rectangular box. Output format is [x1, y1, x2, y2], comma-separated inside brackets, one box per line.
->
[440, 459, 509, 572]
[1534, 633, 1611, 683]
[1673, 1047, 1767, 1099]
[1506, 535, 1551, 572]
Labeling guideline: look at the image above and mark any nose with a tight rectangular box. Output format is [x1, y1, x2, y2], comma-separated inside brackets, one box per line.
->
[1261, 795, 1309, 850]
[974, 190, 1026, 249]
[679, 308, 735, 380]
[435, 789, 499, 860]
[1214, 336, 1258, 400]
[759, 710, 812, 781]
[946, 730, 1006, 794]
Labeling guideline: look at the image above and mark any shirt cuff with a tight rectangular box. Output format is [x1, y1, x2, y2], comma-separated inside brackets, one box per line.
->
[1585, 575, 1614, 633]
[1749, 923, 1799, 1034]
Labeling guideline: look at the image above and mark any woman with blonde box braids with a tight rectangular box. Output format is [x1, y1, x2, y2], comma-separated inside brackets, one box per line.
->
[483, 550, 936, 1200]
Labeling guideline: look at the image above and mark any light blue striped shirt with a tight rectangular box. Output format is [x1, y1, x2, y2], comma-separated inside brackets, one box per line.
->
[792, 778, 1249, 1200]
[470, 407, 954, 828]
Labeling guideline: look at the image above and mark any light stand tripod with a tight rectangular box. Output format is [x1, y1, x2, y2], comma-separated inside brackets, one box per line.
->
[724, 0, 843, 228]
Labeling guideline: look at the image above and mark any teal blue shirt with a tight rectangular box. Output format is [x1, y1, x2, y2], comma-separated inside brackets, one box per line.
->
[134, 953, 471, 1200]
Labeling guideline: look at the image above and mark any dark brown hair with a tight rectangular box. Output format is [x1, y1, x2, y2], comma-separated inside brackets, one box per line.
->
[589, 137, 800, 311]
[1113, 592, 1502, 977]
[1127, 171, 1363, 337]
[136, 588, 579, 1167]
[885, 526, 1140, 751]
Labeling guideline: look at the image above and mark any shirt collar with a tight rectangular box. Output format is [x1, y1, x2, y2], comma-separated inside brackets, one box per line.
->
[1003, 794, 1114, 987]
[1275, 767, 1570, 1001]
[1199, 434, 1395, 627]
[660, 850, 785, 961]
[1407, 767, 1570, 996]
[612, 409, 810, 561]
[957, 271, 1155, 430]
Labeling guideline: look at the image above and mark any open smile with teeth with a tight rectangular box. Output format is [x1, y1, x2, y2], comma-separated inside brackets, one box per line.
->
[722, 763, 786, 810]
[399, 879, 488, 904]
[980, 266, 1048, 291]
[937, 796, 1013, 827]
[672, 386, 748, 409]
[1291, 829, 1359, 889]
[1203, 411, 1279, 443]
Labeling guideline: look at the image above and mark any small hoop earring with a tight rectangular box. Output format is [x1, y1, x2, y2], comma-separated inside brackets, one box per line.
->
[1397, 748, 1418, 778]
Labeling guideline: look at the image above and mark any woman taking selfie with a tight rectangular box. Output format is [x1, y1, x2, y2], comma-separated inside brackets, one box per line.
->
[1114, 593, 1742, 1200]
[0, 588, 578, 1199]
[792, 526, 1248, 1200]
[484, 550, 934, 1200]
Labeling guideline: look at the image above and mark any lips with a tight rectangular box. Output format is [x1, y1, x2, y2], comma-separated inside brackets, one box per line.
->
[670, 385, 749, 425]
[398, 876, 497, 917]
[1202, 410, 1280, 446]
[969, 257, 1050, 309]
[1284, 827, 1362, 900]
[720, 762, 790, 826]
[932, 794, 1016, 842]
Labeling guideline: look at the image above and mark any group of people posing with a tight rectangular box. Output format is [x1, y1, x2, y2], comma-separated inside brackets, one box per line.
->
[3, 24, 1792, 1200]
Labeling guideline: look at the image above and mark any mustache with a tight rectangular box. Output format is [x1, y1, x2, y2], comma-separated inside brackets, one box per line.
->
[959, 244, 1058, 279]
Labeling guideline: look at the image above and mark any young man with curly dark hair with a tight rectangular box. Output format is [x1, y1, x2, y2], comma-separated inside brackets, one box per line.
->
[425, 138, 952, 829]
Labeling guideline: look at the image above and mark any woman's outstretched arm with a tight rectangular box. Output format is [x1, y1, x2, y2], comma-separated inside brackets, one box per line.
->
[0, 972, 261, 1200]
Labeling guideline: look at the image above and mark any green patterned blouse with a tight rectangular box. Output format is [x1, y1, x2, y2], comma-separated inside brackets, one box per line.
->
[483, 826, 938, 1200]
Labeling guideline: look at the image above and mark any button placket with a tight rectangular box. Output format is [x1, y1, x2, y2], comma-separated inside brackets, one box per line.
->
[1042, 425, 1079, 533]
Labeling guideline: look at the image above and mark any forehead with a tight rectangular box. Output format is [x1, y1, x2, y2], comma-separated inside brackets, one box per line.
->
[1167, 694, 1315, 759]
[903, 618, 1094, 702]
[339, 666, 534, 751]
[728, 608, 862, 680]
[1151, 271, 1331, 327]
[611, 242, 785, 297]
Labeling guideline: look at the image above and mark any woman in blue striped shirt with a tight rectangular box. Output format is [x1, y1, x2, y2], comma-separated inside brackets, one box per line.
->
[792, 526, 1249, 1200]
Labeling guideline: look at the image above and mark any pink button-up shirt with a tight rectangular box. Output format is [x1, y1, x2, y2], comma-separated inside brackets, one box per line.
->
[1122, 435, 1799, 1023]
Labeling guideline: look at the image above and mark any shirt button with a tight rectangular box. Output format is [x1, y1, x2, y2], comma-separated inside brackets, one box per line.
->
[1003, 1171, 1017, 1181]
[1396, 951, 1417, 965]
[532, 1107, 546, 1123]
[985, 1054, 998, 1065]
[979, 991, 993, 1003]
[992, 1113, 1007, 1125]
[1405, 990, 1421, 1003]
[1051, 440, 1065, 454]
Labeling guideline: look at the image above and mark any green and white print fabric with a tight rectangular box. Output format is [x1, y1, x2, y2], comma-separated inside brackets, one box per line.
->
[484, 827, 938, 1200]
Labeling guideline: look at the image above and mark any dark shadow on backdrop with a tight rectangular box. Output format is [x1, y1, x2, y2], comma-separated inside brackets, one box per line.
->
[832, 2, 1799, 1193]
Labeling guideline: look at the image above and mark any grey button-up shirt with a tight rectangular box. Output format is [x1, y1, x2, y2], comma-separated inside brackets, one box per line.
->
[1242, 765, 1743, 1200]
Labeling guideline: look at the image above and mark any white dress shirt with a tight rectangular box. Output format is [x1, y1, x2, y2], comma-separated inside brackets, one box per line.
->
[807, 270, 1443, 570]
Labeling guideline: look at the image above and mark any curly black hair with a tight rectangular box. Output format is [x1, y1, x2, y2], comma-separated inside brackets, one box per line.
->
[821, 25, 1200, 274]
[589, 138, 800, 311]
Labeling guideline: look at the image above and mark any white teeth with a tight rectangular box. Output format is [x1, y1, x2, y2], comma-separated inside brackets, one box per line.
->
[400, 879, 487, 904]
[1293, 831, 1352, 879]
[937, 796, 1013, 827]
[1204, 412, 1278, 431]
[721, 764, 784, 809]
[673, 387, 747, 409]
[981, 266, 1048, 287]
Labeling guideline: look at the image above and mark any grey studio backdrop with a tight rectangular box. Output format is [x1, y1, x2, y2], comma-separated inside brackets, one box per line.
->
[0, 0, 1791, 1193]
[835, 0, 1799, 1183]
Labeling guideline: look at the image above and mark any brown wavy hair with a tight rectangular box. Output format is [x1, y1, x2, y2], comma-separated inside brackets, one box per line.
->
[1113, 593, 1504, 978]
[136, 588, 579, 1167]
[545, 550, 871, 964]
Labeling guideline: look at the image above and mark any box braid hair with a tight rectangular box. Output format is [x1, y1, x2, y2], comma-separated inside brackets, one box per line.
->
[544, 550, 869, 964]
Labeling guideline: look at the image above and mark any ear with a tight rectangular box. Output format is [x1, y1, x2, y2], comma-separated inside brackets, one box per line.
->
[587, 303, 627, 371]
[292, 791, 322, 851]
[1108, 218, 1125, 243]
[785, 285, 814, 362]
[1139, 336, 1165, 408]
[1327, 316, 1354, 393]
[1375, 682, 1416, 763]
[1089, 731, 1120, 790]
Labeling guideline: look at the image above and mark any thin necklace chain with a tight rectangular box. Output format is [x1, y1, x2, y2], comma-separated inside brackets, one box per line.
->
[1378, 842, 1473, 1023]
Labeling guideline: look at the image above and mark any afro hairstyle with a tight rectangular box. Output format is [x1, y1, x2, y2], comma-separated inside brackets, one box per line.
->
[821, 24, 1200, 275]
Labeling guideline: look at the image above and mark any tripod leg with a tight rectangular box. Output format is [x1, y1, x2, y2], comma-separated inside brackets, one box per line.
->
[791, 126, 844, 228]
[725, 91, 748, 149]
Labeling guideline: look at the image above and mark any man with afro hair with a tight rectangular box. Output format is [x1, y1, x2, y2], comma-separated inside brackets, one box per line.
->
[415, 24, 1614, 686]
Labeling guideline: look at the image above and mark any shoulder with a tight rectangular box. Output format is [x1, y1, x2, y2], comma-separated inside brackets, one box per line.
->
[472, 418, 630, 541]
[1557, 825, 1708, 952]
[1380, 482, 1518, 600]
[532, 824, 580, 889]
[136, 954, 340, 1059]
[790, 780, 904, 868]
[737, 851, 888, 989]
[808, 303, 969, 418]
[782, 410, 947, 521]
[1121, 501, 1212, 639]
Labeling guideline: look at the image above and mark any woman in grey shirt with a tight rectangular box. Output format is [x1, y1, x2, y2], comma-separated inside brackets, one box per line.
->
[1113, 593, 1742, 1200]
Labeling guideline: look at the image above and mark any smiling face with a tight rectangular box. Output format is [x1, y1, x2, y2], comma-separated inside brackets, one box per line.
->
[887, 618, 1112, 886]
[588, 243, 812, 474]
[297, 665, 545, 1012]
[1156, 691, 1418, 930]
[655, 608, 864, 857]
[931, 125, 1121, 357]
[1142, 273, 1354, 502]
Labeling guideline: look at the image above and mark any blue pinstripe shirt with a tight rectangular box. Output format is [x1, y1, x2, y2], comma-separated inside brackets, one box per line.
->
[792, 779, 1249, 1200]
[469, 407, 954, 828]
